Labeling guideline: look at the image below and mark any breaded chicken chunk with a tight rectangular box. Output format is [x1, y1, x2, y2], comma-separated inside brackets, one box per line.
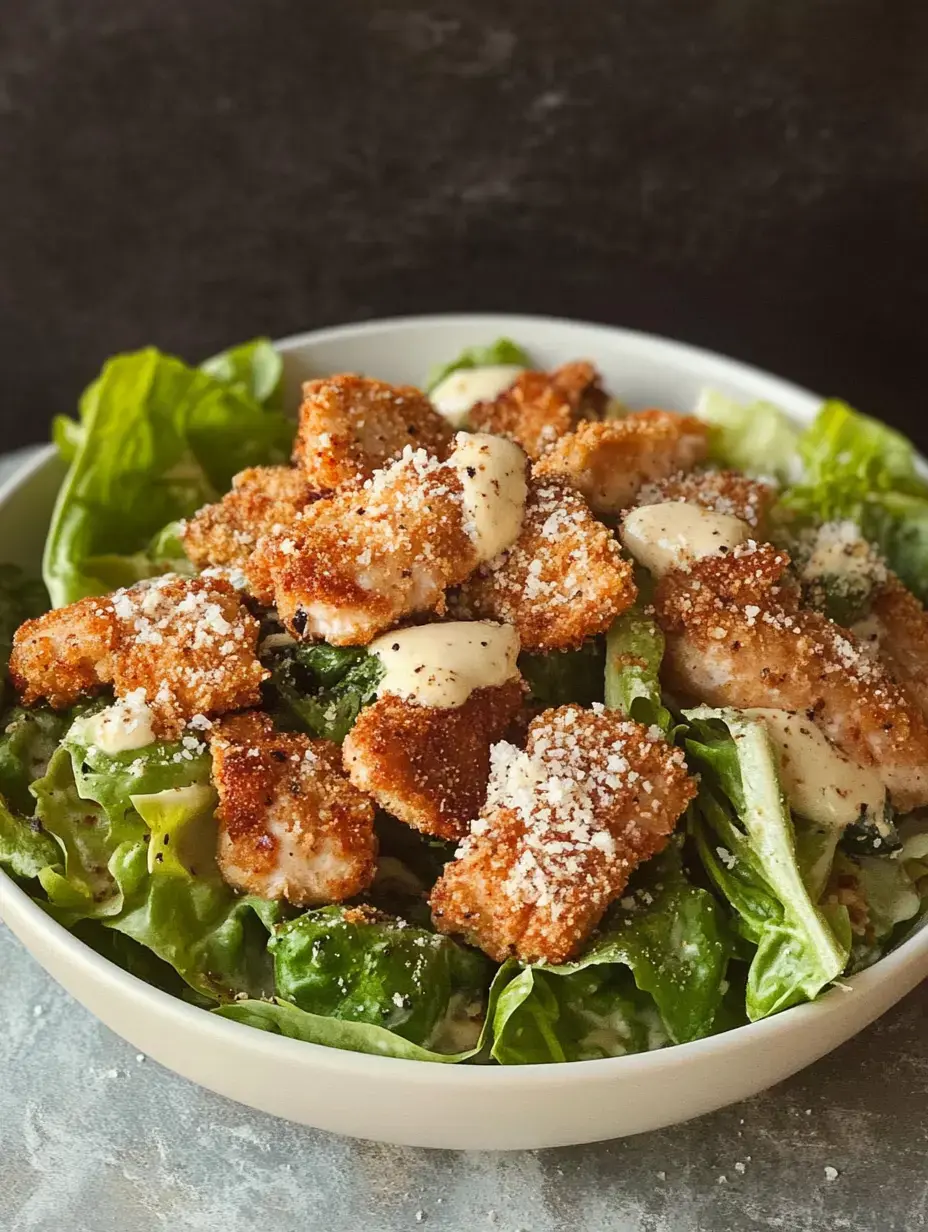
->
[342, 679, 525, 840]
[855, 576, 928, 722]
[292, 374, 453, 489]
[181, 466, 320, 572]
[636, 469, 776, 533]
[11, 575, 267, 736]
[249, 444, 494, 645]
[452, 478, 636, 652]
[430, 705, 696, 963]
[8, 595, 116, 710]
[534, 410, 709, 516]
[468, 362, 606, 460]
[211, 712, 376, 905]
[654, 542, 928, 811]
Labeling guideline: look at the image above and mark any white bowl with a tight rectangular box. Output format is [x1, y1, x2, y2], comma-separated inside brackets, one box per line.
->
[1, 314, 926, 1150]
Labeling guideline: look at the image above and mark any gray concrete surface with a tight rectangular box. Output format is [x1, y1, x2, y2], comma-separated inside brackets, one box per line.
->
[2, 920, 927, 1232]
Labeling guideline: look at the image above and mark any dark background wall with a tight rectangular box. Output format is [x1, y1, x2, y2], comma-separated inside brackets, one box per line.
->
[1, 1, 926, 451]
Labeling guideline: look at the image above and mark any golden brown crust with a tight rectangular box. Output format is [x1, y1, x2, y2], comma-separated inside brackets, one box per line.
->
[10, 575, 267, 736]
[342, 680, 525, 841]
[293, 375, 453, 489]
[248, 449, 478, 645]
[211, 711, 377, 906]
[181, 466, 320, 572]
[534, 410, 709, 516]
[452, 478, 636, 652]
[654, 543, 928, 811]
[429, 706, 696, 964]
[10, 596, 117, 709]
[864, 576, 928, 721]
[467, 362, 605, 460]
[636, 469, 776, 533]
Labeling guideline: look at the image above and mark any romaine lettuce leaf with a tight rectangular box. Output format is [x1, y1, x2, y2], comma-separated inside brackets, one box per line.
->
[0, 705, 69, 815]
[271, 905, 492, 1050]
[267, 643, 385, 743]
[490, 844, 730, 1062]
[30, 738, 279, 1000]
[518, 640, 605, 708]
[0, 565, 49, 704]
[200, 338, 284, 410]
[425, 338, 529, 393]
[0, 793, 59, 882]
[780, 400, 928, 602]
[44, 342, 294, 607]
[604, 597, 671, 731]
[694, 389, 800, 482]
[685, 708, 849, 1019]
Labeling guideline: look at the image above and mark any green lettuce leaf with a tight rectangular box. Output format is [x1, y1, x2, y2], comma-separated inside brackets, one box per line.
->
[0, 706, 69, 815]
[604, 597, 671, 731]
[694, 389, 800, 482]
[200, 338, 284, 410]
[0, 565, 49, 704]
[267, 643, 385, 743]
[44, 344, 295, 607]
[271, 905, 492, 1051]
[31, 738, 278, 1000]
[0, 794, 59, 882]
[685, 708, 849, 1019]
[490, 844, 731, 1062]
[780, 400, 928, 603]
[425, 338, 529, 393]
[518, 640, 605, 707]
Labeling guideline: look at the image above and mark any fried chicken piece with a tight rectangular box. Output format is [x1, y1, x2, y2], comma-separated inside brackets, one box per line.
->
[855, 576, 928, 722]
[10, 575, 267, 736]
[534, 410, 709, 516]
[211, 712, 376, 906]
[249, 437, 526, 645]
[8, 596, 117, 710]
[430, 705, 696, 964]
[467, 362, 606, 460]
[452, 478, 636, 652]
[292, 374, 453, 489]
[342, 679, 525, 841]
[654, 542, 928, 811]
[181, 466, 320, 572]
[635, 469, 776, 533]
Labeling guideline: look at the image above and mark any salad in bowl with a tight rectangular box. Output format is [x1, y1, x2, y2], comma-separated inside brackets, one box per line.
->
[2, 331, 927, 1069]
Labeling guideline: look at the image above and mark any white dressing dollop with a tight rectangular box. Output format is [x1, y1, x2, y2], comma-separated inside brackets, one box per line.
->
[449, 432, 528, 564]
[81, 688, 157, 754]
[620, 503, 752, 578]
[744, 707, 887, 831]
[429, 364, 524, 428]
[370, 621, 520, 709]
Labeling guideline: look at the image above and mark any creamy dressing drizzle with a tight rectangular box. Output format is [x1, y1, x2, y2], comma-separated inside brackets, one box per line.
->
[81, 689, 157, 754]
[449, 432, 528, 564]
[429, 364, 525, 427]
[620, 503, 751, 577]
[744, 707, 887, 830]
[369, 621, 520, 709]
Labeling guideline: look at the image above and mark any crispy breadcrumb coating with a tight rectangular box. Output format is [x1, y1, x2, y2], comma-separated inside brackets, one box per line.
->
[10, 575, 267, 736]
[181, 466, 320, 572]
[211, 712, 376, 905]
[467, 362, 606, 459]
[452, 478, 636, 652]
[534, 410, 709, 516]
[293, 375, 453, 489]
[856, 576, 928, 722]
[654, 542, 928, 811]
[342, 679, 525, 841]
[430, 705, 695, 963]
[248, 447, 481, 645]
[636, 469, 776, 533]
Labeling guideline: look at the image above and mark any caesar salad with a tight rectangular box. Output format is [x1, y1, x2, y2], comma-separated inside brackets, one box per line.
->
[1, 335, 927, 1065]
